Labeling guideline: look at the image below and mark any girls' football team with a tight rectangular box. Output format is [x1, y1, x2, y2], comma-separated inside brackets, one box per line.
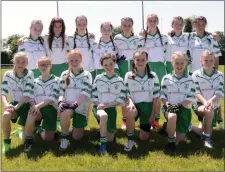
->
[2, 15, 224, 154]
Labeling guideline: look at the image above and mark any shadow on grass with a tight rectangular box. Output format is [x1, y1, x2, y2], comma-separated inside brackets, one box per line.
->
[4, 127, 225, 160]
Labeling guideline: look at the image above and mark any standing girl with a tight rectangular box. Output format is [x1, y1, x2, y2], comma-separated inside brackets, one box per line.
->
[114, 17, 139, 130]
[91, 53, 126, 153]
[23, 56, 60, 152]
[66, 15, 97, 73]
[124, 50, 160, 151]
[191, 50, 224, 149]
[58, 49, 92, 151]
[92, 21, 119, 79]
[18, 19, 46, 78]
[160, 52, 196, 153]
[1, 52, 34, 154]
[43, 17, 67, 77]
[139, 14, 168, 129]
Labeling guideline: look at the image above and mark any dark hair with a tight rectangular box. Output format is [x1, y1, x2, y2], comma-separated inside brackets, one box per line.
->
[99, 22, 116, 51]
[131, 50, 154, 79]
[100, 53, 116, 65]
[48, 17, 66, 51]
[170, 16, 184, 37]
[74, 15, 90, 50]
[193, 16, 207, 24]
[121, 17, 134, 36]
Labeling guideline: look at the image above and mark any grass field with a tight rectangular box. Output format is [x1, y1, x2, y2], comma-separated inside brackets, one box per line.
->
[1, 67, 225, 171]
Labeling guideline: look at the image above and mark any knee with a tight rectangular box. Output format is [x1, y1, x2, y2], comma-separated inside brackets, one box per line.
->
[168, 113, 177, 123]
[98, 110, 108, 123]
[3, 113, 11, 122]
[73, 134, 83, 141]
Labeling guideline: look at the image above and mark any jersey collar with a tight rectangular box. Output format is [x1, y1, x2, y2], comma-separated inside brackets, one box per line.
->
[171, 71, 187, 80]
[103, 72, 117, 80]
[201, 67, 216, 77]
[71, 68, 84, 77]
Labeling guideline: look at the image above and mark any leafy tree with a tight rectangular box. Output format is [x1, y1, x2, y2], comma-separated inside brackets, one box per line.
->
[6, 34, 24, 55]
[112, 26, 122, 38]
[215, 31, 225, 50]
[1, 51, 13, 64]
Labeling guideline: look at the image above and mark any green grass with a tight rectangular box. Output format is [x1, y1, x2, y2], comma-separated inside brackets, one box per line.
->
[1, 67, 225, 171]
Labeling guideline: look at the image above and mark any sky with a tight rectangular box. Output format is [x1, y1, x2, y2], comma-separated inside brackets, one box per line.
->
[2, 1, 224, 40]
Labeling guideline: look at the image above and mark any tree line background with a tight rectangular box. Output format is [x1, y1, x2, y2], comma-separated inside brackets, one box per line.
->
[1, 16, 225, 66]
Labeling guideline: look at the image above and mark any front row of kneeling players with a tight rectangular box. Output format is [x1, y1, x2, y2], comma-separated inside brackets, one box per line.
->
[2, 49, 224, 154]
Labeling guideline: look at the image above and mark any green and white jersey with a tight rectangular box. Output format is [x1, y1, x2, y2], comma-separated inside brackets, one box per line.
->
[91, 73, 126, 105]
[139, 33, 168, 62]
[192, 68, 224, 108]
[166, 33, 189, 61]
[59, 69, 92, 115]
[92, 41, 118, 70]
[66, 35, 97, 72]
[43, 35, 67, 64]
[160, 73, 196, 108]
[188, 33, 222, 73]
[1, 70, 34, 102]
[18, 37, 46, 70]
[124, 71, 160, 103]
[114, 34, 139, 60]
[33, 75, 60, 108]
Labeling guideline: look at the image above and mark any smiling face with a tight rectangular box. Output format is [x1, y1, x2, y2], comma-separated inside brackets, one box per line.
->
[172, 53, 188, 75]
[37, 57, 52, 75]
[201, 51, 215, 70]
[101, 22, 113, 38]
[13, 56, 28, 73]
[67, 50, 83, 71]
[172, 17, 184, 34]
[30, 20, 43, 39]
[193, 17, 207, 33]
[76, 16, 87, 33]
[53, 22, 63, 37]
[133, 52, 148, 72]
[121, 18, 133, 36]
[146, 14, 158, 30]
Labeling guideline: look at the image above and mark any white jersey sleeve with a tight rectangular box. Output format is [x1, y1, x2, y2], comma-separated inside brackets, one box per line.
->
[1, 70, 34, 101]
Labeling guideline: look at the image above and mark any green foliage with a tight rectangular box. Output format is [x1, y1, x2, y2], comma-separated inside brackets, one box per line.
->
[112, 26, 122, 38]
[215, 31, 225, 51]
[1, 51, 13, 64]
[6, 34, 24, 55]
[183, 18, 193, 33]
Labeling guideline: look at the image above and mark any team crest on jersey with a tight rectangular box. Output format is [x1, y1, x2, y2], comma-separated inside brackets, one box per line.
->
[114, 84, 119, 90]
[18, 87, 23, 92]
[184, 84, 189, 89]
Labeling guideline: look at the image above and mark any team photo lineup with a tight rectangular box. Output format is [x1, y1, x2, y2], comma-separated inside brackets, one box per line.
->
[2, 13, 224, 156]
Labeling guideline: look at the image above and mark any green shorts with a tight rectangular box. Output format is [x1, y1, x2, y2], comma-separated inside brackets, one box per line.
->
[32, 69, 41, 78]
[192, 102, 219, 127]
[40, 105, 57, 131]
[148, 62, 166, 85]
[134, 102, 153, 126]
[92, 105, 117, 133]
[118, 60, 133, 79]
[51, 63, 67, 77]
[10, 101, 31, 126]
[72, 111, 87, 128]
[163, 105, 191, 133]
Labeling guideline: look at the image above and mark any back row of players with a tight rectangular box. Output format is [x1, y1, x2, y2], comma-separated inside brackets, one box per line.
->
[2, 14, 223, 154]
